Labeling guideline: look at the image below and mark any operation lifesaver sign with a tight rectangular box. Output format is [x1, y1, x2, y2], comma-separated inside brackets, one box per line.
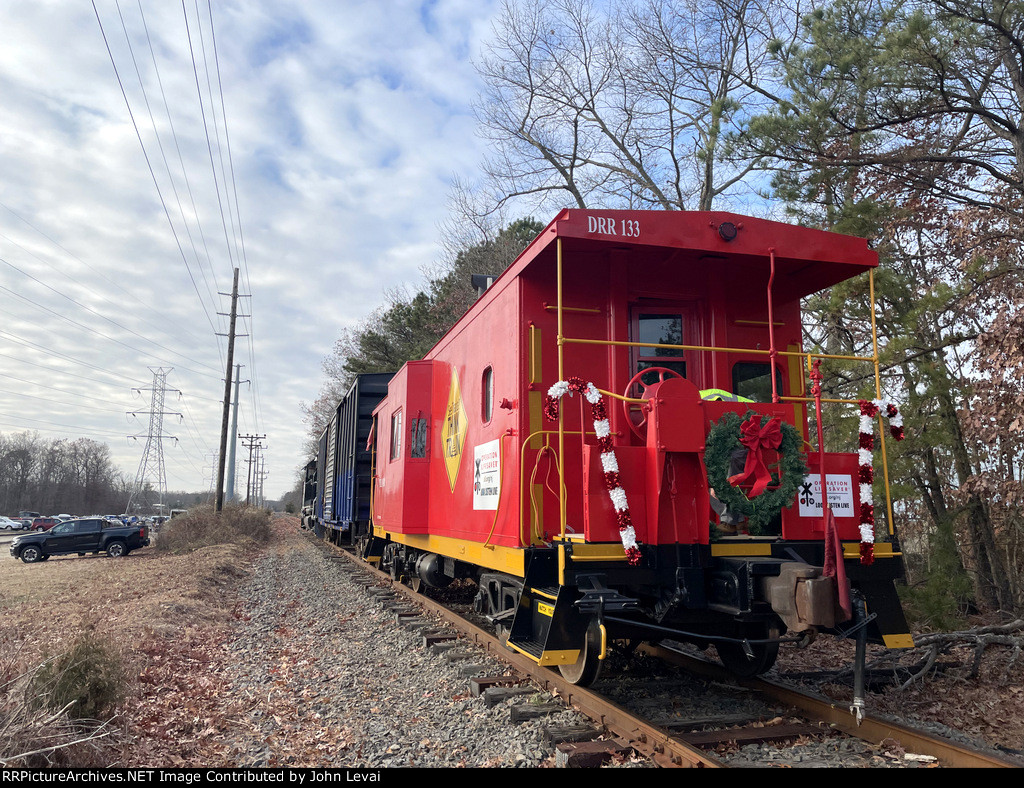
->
[798, 474, 855, 518]
[441, 368, 467, 491]
[473, 439, 501, 510]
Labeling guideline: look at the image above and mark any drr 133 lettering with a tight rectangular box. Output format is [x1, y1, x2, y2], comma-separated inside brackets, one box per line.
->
[588, 216, 640, 238]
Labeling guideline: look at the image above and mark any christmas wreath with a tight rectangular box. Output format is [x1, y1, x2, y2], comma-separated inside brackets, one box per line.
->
[705, 411, 807, 535]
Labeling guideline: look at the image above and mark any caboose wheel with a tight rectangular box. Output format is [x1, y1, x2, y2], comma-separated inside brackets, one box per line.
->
[558, 620, 605, 685]
[715, 621, 781, 678]
[382, 543, 402, 581]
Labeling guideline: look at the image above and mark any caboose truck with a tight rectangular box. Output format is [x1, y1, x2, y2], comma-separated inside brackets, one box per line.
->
[343, 209, 912, 715]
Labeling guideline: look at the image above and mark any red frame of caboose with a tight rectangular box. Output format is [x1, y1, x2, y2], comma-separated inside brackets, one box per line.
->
[370, 209, 894, 576]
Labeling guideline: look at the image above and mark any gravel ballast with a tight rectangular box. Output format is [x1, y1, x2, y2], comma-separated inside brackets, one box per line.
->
[213, 536, 605, 768]
[204, 529, 1008, 768]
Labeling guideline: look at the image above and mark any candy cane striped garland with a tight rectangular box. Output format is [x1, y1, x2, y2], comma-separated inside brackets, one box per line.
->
[857, 399, 905, 566]
[543, 377, 642, 566]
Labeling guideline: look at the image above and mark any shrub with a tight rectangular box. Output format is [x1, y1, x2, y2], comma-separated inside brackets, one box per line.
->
[900, 575, 973, 632]
[0, 632, 127, 767]
[32, 631, 128, 721]
[155, 503, 273, 554]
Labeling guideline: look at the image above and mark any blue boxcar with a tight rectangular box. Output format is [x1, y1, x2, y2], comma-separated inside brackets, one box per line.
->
[307, 373, 392, 546]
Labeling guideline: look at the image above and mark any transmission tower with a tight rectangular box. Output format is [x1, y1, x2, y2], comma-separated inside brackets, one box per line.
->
[126, 367, 181, 515]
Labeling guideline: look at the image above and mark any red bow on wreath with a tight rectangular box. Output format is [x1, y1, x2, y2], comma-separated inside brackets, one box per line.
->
[728, 415, 783, 499]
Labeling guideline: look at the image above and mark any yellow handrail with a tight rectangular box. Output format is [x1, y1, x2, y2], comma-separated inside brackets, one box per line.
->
[518, 429, 575, 546]
[564, 336, 873, 363]
[548, 241, 896, 540]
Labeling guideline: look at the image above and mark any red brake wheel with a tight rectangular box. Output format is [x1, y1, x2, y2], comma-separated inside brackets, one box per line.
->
[621, 367, 684, 438]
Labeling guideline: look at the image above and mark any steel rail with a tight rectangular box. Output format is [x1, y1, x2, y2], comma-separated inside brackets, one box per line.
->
[643, 643, 1021, 769]
[317, 537, 1019, 768]
[328, 543, 721, 768]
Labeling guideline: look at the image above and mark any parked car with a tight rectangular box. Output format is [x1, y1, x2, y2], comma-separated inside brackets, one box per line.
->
[10, 518, 150, 563]
[0, 516, 23, 530]
[31, 517, 60, 531]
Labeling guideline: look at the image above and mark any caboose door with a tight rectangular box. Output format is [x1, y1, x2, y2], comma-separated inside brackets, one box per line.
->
[629, 305, 703, 391]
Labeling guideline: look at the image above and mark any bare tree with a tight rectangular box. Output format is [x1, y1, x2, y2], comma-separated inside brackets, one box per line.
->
[471, 0, 793, 215]
[0, 432, 128, 515]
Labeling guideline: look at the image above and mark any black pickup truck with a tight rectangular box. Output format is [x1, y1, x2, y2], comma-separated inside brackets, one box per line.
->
[9, 518, 150, 563]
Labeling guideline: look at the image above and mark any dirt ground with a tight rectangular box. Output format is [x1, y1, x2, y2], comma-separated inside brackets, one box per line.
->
[1, 518, 1021, 766]
[770, 622, 1024, 755]
[0, 524, 259, 766]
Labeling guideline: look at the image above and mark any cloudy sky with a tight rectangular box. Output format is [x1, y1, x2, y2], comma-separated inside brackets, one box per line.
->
[0, 0, 504, 502]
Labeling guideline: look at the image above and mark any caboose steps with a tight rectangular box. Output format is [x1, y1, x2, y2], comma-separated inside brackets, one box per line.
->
[507, 638, 544, 661]
[507, 582, 588, 669]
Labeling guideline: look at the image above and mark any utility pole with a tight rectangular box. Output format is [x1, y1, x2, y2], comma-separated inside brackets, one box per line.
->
[226, 364, 248, 503]
[239, 433, 265, 506]
[126, 367, 181, 515]
[216, 268, 248, 512]
[257, 451, 268, 507]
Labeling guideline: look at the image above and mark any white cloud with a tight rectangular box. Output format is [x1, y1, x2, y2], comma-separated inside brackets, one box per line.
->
[0, 0, 501, 502]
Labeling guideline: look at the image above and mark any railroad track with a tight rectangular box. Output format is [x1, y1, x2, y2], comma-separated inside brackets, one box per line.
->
[307, 533, 1019, 769]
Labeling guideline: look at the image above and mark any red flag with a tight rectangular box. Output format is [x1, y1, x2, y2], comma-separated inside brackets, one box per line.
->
[823, 508, 852, 621]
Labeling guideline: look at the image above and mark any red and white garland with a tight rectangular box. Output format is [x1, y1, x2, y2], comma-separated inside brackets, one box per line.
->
[544, 377, 642, 566]
[856, 398, 904, 566]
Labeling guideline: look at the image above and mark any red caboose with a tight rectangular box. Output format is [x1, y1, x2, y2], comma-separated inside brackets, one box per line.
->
[367, 208, 912, 686]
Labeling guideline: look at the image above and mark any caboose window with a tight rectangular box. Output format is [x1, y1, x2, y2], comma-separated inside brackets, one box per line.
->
[732, 362, 784, 403]
[482, 366, 494, 423]
[389, 410, 402, 461]
[636, 313, 686, 383]
[409, 417, 427, 458]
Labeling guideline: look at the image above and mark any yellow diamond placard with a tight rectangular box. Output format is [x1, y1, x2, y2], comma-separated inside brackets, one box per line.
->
[441, 367, 468, 491]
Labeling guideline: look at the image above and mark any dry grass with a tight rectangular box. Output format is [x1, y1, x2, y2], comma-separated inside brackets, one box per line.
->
[0, 515, 291, 766]
[155, 504, 273, 555]
[4, 517, 1020, 764]
[0, 641, 123, 768]
[1, 540, 249, 644]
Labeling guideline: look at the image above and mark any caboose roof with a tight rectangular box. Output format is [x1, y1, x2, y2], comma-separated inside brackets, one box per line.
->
[511, 209, 877, 301]
[427, 209, 878, 361]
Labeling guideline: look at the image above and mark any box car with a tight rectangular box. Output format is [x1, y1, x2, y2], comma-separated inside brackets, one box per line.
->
[309, 373, 392, 546]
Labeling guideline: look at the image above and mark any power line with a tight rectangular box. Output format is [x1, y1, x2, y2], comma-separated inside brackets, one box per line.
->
[0, 373, 142, 409]
[0, 221, 213, 353]
[0, 414, 129, 439]
[115, 0, 223, 319]
[0, 334, 149, 385]
[92, 0, 222, 338]
[0, 253, 221, 375]
[182, 0, 237, 279]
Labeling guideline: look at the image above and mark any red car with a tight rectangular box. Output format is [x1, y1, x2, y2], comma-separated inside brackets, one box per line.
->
[32, 517, 60, 531]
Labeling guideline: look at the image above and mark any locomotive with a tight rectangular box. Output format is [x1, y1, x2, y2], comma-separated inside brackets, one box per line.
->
[305, 209, 913, 703]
